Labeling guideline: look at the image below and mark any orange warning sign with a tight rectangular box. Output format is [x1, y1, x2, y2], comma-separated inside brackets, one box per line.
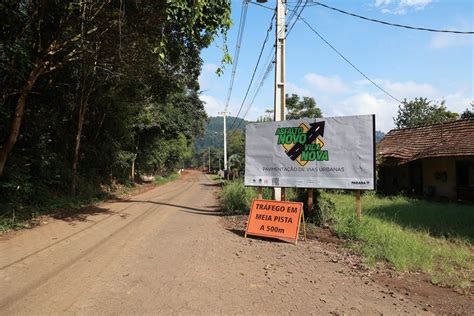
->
[245, 199, 303, 242]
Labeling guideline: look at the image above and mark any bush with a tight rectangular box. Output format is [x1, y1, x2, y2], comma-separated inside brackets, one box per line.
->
[293, 189, 336, 226]
[218, 182, 336, 225]
[219, 180, 257, 214]
[313, 190, 337, 226]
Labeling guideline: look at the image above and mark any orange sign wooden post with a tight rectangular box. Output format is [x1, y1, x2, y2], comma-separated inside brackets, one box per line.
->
[245, 199, 304, 244]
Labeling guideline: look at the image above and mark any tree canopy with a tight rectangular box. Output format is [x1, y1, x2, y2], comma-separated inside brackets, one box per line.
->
[393, 98, 459, 129]
[0, 1, 231, 209]
[285, 94, 322, 120]
[460, 103, 474, 119]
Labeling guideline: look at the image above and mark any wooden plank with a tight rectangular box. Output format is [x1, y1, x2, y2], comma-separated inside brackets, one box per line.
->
[307, 188, 313, 217]
[356, 190, 361, 220]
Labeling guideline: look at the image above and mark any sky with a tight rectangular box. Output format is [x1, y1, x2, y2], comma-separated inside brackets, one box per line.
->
[199, 0, 473, 132]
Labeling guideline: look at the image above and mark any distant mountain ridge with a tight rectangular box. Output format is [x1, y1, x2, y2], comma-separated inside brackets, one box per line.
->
[195, 116, 385, 152]
[375, 130, 385, 143]
[195, 116, 250, 152]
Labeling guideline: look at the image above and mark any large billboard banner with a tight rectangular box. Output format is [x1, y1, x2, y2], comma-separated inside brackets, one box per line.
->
[244, 115, 375, 190]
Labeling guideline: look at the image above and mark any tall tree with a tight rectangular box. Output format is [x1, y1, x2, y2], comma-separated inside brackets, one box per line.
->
[0, 0, 232, 177]
[285, 94, 322, 120]
[0, 1, 112, 176]
[394, 98, 459, 129]
[460, 102, 474, 119]
[0, 1, 231, 212]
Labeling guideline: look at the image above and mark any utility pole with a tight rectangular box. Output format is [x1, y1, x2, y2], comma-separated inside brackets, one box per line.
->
[218, 111, 230, 172]
[273, 0, 286, 200]
[208, 147, 211, 172]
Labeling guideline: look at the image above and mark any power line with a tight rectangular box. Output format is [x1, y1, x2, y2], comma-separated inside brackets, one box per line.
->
[232, 1, 309, 132]
[248, 1, 273, 11]
[229, 12, 276, 130]
[308, 1, 474, 34]
[295, 13, 402, 103]
[224, 0, 249, 112]
[287, 0, 307, 36]
[232, 50, 275, 132]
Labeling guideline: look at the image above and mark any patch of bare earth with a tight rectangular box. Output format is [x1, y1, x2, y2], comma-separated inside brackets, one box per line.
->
[221, 214, 474, 315]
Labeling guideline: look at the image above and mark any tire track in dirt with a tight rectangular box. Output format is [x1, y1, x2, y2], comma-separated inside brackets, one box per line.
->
[0, 179, 196, 309]
[0, 180, 194, 271]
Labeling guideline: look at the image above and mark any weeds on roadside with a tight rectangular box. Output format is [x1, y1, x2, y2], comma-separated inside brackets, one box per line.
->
[217, 180, 473, 288]
[219, 180, 256, 214]
[330, 193, 474, 288]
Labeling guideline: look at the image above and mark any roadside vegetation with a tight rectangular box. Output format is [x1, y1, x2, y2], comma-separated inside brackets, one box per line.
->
[0, 2, 231, 233]
[218, 180, 474, 288]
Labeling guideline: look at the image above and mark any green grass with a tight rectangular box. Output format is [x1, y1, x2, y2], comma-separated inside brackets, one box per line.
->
[209, 174, 225, 185]
[329, 192, 474, 288]
[218, 180, 258, 214]
[218, 180, 298, 214]
[217, 181, 473, 288]
[153, 173, 180, 185]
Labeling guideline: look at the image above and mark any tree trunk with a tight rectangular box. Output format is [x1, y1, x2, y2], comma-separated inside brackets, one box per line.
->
[131, 158, 135, 182]
[130, 136, 140, 182]
[70, 88, 91, 195]
[0, 65, 44, 177]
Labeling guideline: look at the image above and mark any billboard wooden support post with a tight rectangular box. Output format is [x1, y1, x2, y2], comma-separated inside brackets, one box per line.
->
[258, 187, 263, 199]
[356, 190, 361, 220]
[307, 188, 313, 216]
[300, 210, 307, 243]
[281, 188, 286, 201]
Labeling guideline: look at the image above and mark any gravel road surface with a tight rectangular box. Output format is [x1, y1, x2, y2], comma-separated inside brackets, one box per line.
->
[0, 170, 430, 314]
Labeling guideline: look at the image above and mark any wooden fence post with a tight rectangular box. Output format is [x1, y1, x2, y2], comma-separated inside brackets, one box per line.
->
[307, 188, 313, 217]
[356, 190, 361, 220]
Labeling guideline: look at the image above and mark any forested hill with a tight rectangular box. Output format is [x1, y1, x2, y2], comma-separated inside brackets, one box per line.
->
[375, 131, 385, 143]
[0, 1, 232, 220]
[195, 117, 385, 151]
[195, 116, 250, 152]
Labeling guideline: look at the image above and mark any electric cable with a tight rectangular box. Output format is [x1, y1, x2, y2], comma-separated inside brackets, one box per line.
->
[224, 0, 249, 112]
[229, 12, 276, 130]
[295, 13, 402, 103]
[232, 1, 308, 131]
[307, 1, 473, 34]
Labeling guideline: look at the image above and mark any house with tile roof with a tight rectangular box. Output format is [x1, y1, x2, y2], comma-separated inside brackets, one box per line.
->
[377, 119, 474, 201]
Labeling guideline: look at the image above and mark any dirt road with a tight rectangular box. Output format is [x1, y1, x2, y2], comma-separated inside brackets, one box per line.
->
[1, 170, 430, 314]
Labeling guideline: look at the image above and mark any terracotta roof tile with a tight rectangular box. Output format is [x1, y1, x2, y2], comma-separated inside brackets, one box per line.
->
[377, 119, 474, 165]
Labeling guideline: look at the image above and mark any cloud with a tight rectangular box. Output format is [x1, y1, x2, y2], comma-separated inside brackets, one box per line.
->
[303, 73, 349, 95]
[355, 79, 437, 100]
[286, 82, 311, 97]
[334, 93, 398, 132]
[200, 94, 223, 117]
[200, 94, 248, 120]
[430, 21, 474, 48]
[201, 68, 471, 132]
[374, 0, 432, 14]
[198, 63, 219, 91]
[286, 74, 471, 132]
[442, 93, 473, 114]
